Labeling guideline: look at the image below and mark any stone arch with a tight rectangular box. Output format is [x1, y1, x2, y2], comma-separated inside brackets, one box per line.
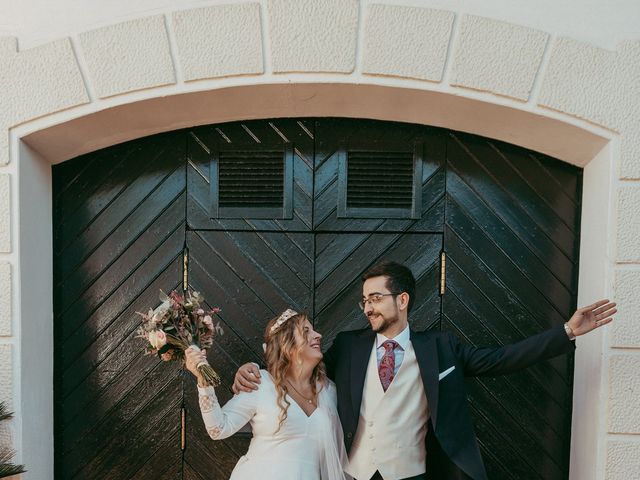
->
[23, 83, 607, 166]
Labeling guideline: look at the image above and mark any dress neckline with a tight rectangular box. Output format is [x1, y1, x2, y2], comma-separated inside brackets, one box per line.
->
[263, 370, 321, 418]
[286, 392, 319, 418]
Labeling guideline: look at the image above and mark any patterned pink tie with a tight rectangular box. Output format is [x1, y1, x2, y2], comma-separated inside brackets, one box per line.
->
[378, 340, 398, 391]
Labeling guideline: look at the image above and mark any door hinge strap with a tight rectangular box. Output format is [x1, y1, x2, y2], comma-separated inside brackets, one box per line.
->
[183, 248, 189, 292]
[440, 251, 446, 296]
[181, 406, 186, 451]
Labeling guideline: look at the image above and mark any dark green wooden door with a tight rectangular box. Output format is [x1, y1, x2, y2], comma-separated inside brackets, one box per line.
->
[53, 119, 580, 479]
[53, 133, 187, 479]
[443, 132, 580, 479]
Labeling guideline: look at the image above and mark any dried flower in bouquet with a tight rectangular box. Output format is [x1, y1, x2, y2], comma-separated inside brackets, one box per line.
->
[137, 290, 224, 386]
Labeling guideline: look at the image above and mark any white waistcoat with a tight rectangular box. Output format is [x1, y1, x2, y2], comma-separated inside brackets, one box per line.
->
[345, 341, 429, 480]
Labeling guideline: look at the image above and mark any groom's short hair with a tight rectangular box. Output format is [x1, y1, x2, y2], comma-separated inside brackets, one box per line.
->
[362, 261, 416, 312]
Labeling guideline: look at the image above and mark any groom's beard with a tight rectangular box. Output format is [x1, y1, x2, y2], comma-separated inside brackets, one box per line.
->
[368, 310, 400, 334]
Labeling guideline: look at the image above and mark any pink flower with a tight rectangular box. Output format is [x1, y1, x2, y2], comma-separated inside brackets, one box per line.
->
[148, 330, 167, 349]
[203, 315, 213, 326]
[169, 291, 184, 306]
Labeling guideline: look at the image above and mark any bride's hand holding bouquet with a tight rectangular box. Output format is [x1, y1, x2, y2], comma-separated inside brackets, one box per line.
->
[137, 289, 223, 387]
[185, 346, 210, 387]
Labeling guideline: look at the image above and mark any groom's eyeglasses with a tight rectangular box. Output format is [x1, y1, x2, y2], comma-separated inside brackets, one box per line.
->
[358, 293, 401, 310]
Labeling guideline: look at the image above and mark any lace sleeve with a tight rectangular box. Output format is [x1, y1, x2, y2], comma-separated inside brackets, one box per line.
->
[197, 385, 258, 440]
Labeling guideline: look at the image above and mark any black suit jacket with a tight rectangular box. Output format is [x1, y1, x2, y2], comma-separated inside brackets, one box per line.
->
[323, 325, 575, 480]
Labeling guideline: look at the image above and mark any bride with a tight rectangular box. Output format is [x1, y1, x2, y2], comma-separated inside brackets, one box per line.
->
[185, 309, 348, 479]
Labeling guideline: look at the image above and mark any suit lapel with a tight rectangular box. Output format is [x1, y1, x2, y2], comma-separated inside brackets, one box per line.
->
[350, 329, 375, 418]
[411, 330, 440, 430]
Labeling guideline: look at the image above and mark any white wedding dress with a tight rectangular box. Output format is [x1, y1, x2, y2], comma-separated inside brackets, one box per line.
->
[197, 370, 348, 480]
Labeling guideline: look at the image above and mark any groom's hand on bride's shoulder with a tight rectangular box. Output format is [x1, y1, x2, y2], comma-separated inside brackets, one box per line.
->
[232, 362, 262, 394]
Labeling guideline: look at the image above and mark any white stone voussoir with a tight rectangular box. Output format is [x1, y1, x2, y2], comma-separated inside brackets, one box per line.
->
[0, 344, 11, 407]
[450, 15, 548, 101]
[608, 354, 640, 433]
[362, 4, 454, 82]
[0, 37, 88, 165]
[539, 37, 620, 129]
[612, 269, 640, 347]
[616, 41, 640, 179]
[540, 38, 640, 179]
[78, 16, 176, 98]
[0, 175, 10, 253]
[616, 185, 640, 263]
[267, 0, 358, 73]
[0, 263, 10, 336]
[172, 3, 263, 81]
[606, 441, 640, 480]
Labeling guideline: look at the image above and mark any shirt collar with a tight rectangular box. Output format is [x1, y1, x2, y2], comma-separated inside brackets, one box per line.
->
[376, 324, 410, 351]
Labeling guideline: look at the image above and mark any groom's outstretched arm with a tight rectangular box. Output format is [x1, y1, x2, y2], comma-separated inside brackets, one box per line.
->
[456, 299, 616, 377]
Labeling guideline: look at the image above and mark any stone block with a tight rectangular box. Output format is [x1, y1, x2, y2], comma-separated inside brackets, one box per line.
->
[362, 4, 454, 81]
[606, 441, 640, 479]
[267, 0, 358, 73]
[0, 175, 9, 253]
[0, 344, 11, 408]
[173, 3, 263, 81]
[608, 354, 640, 433]
[616, 41, 640, 179]
[612, 269, 640, 347]
[451, 15, 548, 101]
[616, 186, 640, 262]
[540, 38, 640, 179]
[0, 37, 88, 165]
[539, 37, 618, 129]
[0, 417, 12, 452]
[0, 263, 10, 336]
[78, 16, 175, 98]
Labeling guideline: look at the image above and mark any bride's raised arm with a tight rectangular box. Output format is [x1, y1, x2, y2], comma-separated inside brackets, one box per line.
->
[186, 346, 259, 440]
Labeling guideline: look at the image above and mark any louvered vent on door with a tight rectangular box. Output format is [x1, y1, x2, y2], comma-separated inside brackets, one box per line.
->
[346, 151, 414, 208]
[219, 150, 284, 208]
[338, 144, 423, 219]
[211, 144, 294, 219]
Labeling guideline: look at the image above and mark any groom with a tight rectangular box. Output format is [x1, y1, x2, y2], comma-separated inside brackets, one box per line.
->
[234, 261, 616, 480]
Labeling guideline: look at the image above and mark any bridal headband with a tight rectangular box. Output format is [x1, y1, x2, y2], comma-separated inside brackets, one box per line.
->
[269, 308, 298, 334]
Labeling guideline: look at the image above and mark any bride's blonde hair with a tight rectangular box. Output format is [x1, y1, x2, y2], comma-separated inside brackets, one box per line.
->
[264, 311, 326, 431]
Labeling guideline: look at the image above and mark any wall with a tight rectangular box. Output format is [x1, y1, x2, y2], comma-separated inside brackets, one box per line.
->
[0, 1, 639, 478]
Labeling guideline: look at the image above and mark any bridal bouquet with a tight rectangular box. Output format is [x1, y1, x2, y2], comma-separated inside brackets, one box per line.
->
[137, 290, 224, 386]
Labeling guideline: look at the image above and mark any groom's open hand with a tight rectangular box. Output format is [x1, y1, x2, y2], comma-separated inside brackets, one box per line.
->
[232, 363, 262, 394]
[567, 299, 617, 337]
